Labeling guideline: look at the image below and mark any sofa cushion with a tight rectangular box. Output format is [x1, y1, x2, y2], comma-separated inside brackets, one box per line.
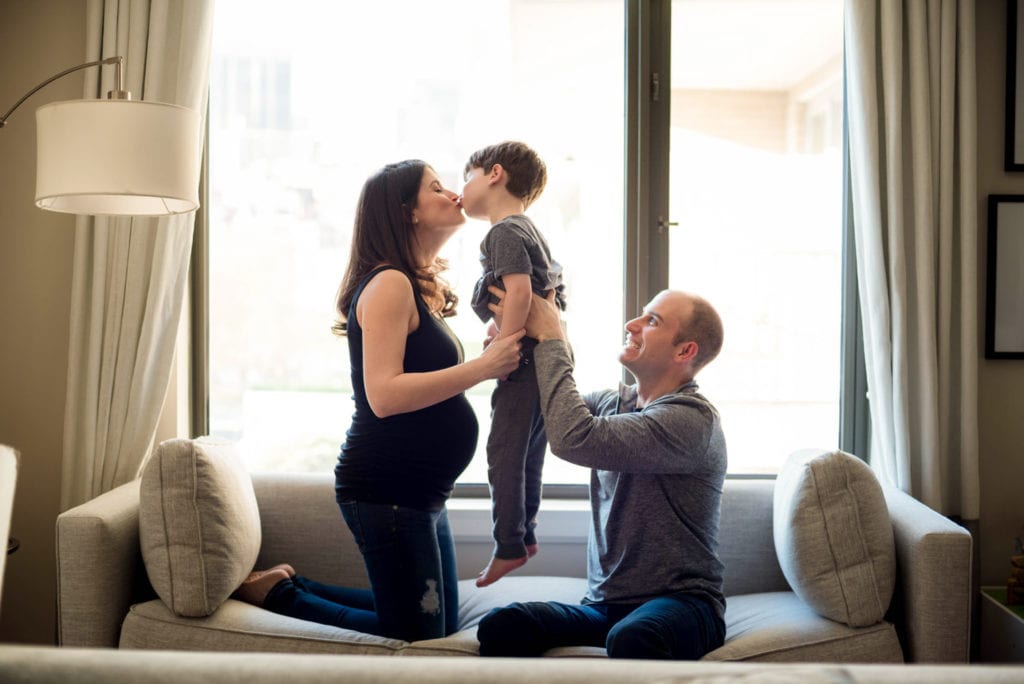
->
[718, 480, 790, 597]
[456, 575, 588, 631]
[402, 575, 590, 657]
[121, 599, 407, 655]
[121, 576, 590, 657]
[542, 592, 904, 663]
[773, 449, 896, 628]
[705, 591, 903, 662]
[139, 437, 261, 617]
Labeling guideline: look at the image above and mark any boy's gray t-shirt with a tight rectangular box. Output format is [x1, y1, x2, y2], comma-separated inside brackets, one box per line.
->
[471, 214, 567, 324]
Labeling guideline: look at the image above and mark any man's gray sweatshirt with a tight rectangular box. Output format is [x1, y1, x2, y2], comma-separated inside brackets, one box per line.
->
[534, 339, 728, 620]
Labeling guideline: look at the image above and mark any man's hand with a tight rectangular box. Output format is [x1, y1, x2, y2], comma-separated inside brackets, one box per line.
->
[482, 320, 499, 349]
[488, 286, 565, 342]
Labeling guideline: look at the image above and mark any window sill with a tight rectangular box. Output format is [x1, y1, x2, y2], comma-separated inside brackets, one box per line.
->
[446, 497, 590, 544]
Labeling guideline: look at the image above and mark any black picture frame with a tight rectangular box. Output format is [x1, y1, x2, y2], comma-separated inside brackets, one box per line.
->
[986, 195, 1024, 359]
[1006, 0, 1024, 171]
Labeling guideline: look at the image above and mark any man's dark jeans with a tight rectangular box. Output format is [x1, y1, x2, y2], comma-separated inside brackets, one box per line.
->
[477, 592, 725, 659]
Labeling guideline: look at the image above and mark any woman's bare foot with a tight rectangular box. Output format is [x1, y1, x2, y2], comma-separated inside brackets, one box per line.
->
[268, 563, 296, 578]
[475, 555, 528, 587]
[232, 568, 290, 606]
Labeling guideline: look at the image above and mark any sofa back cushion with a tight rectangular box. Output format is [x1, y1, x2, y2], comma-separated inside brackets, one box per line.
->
[250, 473, 369, 589]
[139, 437, 261, 617]
[773, 449, 896, 627]
[718, 479, 789, 596]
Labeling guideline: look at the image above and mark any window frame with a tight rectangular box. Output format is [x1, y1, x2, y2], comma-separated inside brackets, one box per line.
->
[190, 0, 866, 487]
[839, 71, 870, 457]
[625, 0, 671, 328]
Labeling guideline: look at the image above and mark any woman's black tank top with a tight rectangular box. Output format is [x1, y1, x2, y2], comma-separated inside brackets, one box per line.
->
[334, 266, 478, 511]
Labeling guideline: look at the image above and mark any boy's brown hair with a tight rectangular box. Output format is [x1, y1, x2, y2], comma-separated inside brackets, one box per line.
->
[465, 141, 547, 208]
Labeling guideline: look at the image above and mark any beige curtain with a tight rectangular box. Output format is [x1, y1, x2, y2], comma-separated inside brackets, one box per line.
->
[60, 0, 213, 510]
[0, 445, 18, 608]
[845, 0, 979, 519]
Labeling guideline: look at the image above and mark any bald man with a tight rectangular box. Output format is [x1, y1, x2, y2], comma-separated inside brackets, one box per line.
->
[477, 288, 727, 660]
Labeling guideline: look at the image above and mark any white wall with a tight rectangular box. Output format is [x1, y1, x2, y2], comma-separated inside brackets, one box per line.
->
[976, 0, 1024, 587]
[0, 0, 83, 644]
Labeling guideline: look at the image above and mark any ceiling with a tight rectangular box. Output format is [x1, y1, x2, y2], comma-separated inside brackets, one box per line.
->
[671, 0, 843, 90]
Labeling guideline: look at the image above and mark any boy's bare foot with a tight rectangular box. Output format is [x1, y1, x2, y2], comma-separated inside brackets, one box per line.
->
[475, 555, 528, 587]
[526, 544, 538, 558]
[232, 568, 290, 606]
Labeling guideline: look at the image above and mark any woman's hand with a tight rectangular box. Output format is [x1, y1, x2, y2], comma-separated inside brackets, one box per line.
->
[478, 328, 525, 380]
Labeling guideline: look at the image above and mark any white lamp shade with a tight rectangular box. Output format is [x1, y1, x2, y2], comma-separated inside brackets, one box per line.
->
[34, 99, 201, 216]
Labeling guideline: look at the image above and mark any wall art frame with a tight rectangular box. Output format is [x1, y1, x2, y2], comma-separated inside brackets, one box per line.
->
[986, 195, 1024, 358]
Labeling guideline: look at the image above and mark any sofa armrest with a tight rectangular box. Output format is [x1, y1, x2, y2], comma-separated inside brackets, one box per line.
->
[883, 487, 972, 663]
[56, 479, 148, 647]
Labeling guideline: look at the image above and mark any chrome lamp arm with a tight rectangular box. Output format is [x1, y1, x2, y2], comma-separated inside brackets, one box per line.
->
[0, 55, 128, 129]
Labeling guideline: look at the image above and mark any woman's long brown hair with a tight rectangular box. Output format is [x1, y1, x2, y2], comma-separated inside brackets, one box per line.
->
[332, 160, 457, 335]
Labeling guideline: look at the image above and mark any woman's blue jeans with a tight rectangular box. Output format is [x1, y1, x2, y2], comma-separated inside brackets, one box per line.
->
[476, 592, 725, 659]
[263, 501, 459, 642]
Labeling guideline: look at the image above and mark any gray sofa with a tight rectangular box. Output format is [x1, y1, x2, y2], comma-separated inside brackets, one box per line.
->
[4, 646, 1024, 684]
[56, 466, 973, 662]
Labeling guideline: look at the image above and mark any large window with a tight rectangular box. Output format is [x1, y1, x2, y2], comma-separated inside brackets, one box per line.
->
[206, 0, 846, 479]
[208, 0, 624, 483]
[667, 0, 844, 472]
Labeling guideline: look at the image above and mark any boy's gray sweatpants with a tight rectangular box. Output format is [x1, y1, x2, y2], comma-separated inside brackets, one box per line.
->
[487, 337, 546, 560]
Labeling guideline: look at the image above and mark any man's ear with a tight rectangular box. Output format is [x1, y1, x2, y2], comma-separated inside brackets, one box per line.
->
[676, 341, 698, 364]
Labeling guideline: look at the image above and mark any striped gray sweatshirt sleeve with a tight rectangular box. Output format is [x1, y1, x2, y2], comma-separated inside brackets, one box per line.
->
[532, 339, 728, 613]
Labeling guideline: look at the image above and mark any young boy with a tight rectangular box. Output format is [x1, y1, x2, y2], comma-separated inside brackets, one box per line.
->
[461, 141, 567, 587]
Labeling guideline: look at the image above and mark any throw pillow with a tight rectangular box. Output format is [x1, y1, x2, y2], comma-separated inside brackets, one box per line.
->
[773, 448, 895, 627]
[139, 436, 261, 617]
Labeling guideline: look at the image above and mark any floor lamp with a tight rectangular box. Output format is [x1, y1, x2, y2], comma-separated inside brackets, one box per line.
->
[0, 55, 201, 216]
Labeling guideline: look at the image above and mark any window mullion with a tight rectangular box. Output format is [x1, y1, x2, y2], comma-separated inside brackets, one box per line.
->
[625, 0, 672, 344]
[839, 66, 870, 458]
[190, 102, 211, 438]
